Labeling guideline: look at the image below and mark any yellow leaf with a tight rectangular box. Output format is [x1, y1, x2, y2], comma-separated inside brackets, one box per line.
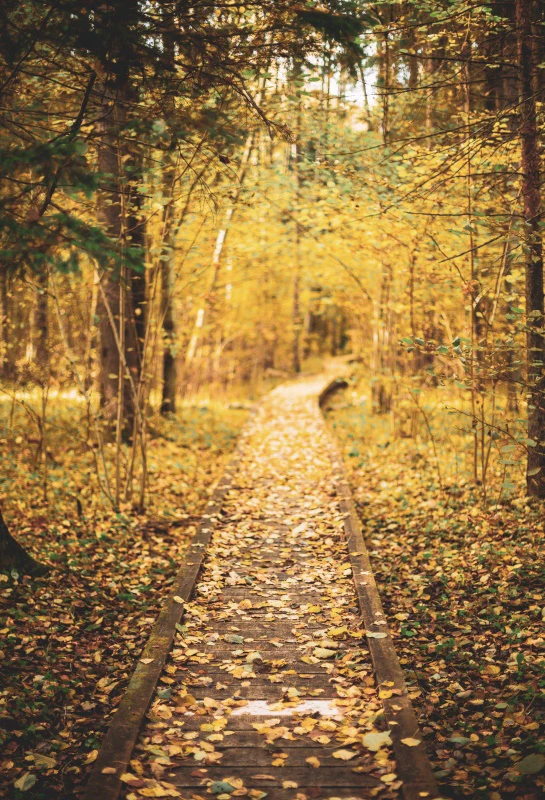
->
[306, 756, 320, 768]
[332, 749, 357, 760]
[313, 647, 336, 659]
[327, 626, 348, 637]
[120, 773, 139, 783]
[362, 731, 392, 752]
[401, 737, 421, 747]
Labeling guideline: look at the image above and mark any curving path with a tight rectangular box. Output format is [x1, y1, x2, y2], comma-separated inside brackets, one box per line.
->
[85, 376, 439, 800]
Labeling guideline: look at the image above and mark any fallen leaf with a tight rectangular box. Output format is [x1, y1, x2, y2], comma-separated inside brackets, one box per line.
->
[210, 780, 236, 794]
[332, 749, 357, 760]
[14, 773, 37, 791]
[362, 731, 392, 752]
[516, 754, 545, 775]
[313, 647, 336, 659]
[33, 753, 57, 769]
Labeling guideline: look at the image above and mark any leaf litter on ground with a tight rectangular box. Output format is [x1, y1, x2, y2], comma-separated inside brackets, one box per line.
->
[0, 401, 247, 799]
[325, 385, 545, 800]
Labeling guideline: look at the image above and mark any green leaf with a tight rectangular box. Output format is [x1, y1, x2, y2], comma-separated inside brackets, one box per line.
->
[14, 773, 37, 791]
[224, 633, 244, 644]
[210, 781, 236, 794]
[516, 753, 545, 775]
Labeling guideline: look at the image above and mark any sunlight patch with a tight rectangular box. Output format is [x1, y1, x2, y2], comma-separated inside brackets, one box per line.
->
[231, 699, 342, 717]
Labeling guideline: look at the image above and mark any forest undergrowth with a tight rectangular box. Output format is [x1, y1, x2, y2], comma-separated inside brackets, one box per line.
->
[325, 380, 545, 800]
[0, 399, 247, 799]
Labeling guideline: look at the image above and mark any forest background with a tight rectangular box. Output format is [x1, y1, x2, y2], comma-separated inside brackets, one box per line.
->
[0, 1, 544, 799]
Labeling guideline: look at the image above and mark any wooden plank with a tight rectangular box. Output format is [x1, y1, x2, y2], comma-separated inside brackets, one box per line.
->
[178, 747, 376, 768]
[81, 443, 249, 800]
[319, 381, 442, 800]
[165, 731, 334, 748]
[170, 766, 382, 788]
[173, 683, 336, 700]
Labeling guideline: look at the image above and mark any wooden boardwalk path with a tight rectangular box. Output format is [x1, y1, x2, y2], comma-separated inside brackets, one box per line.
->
[84, 377, 440, 800]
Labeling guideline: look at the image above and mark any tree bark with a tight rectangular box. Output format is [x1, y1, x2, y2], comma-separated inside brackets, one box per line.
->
[0, 267, 12, 378]
[96, 82, 143, 438]
[34, 268, 48, 374]
[96, 84, 125, 433]
[0, 510, 48, 576]
[516, 0, 545, 496]
[160, 168, 178, 415]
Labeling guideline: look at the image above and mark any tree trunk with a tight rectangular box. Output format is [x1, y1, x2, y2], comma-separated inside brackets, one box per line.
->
[516, 0, 545, 496]
[124, 155, 146, 435]
[35, 268, 49, 375]
[0, 267, 12, 379]
[96, 82, 143, 438]
[160, 173, 178, 415]
[291, 62, 303, 374]
[96, 84, 124, 431]
[0, 510, 47, 576]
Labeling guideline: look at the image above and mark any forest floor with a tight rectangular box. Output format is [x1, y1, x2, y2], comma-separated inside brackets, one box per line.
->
[0, 399, 248, 800]
[1, 372, 544, 800]
[324, 384, 545, 800]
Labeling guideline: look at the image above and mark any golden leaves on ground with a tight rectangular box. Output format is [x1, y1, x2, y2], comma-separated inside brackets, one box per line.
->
[327, 389, 545, 799]
[126, 380, 401, 798]
[0, 404, 247, 797]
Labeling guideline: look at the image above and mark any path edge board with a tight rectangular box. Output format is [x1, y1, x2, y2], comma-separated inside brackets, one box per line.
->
[319, 380, 443, 800]
[81, 429, 250, 800]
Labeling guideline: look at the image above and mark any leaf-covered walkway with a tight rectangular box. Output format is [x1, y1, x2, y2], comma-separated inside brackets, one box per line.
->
[87, 377, 438, 800]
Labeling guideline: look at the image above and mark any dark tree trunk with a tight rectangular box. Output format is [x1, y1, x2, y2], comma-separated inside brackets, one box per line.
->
[0, 510, 47, 576]
[516, 0, 545, 496]
[160, 227, 177, 414]
[96, 82, 143, 438]
[124, 158, 146, 435]
[96, 84, 125, 433]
